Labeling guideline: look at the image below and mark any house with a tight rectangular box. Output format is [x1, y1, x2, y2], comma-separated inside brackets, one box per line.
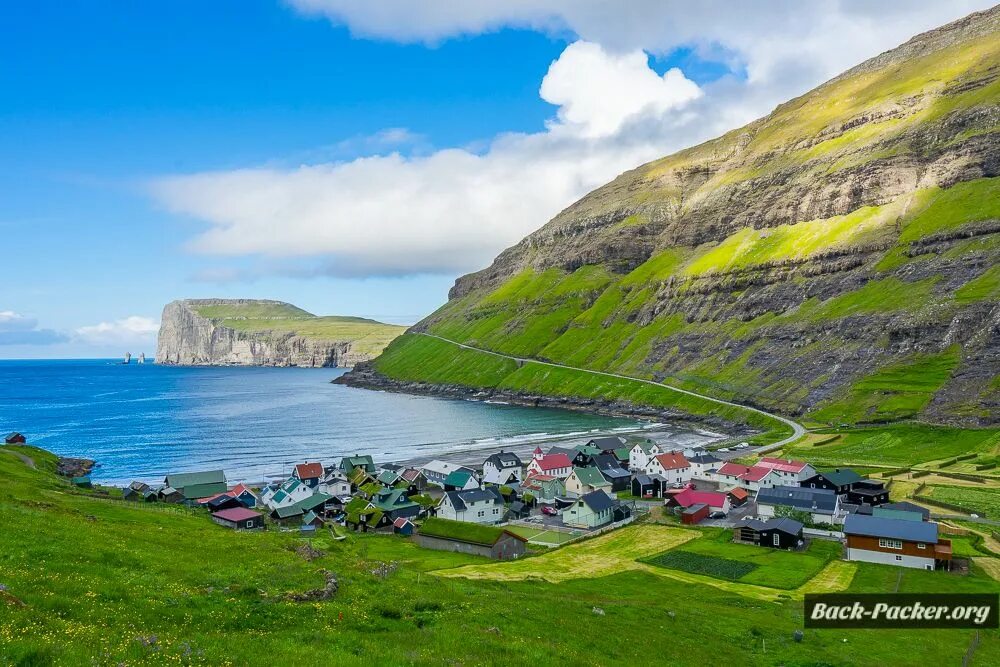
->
[848, 479, 890, 506]
[376, 469, 403, 488]
[369, 488, 421, 522]
[343, 496, 385, 532]
[483, 451, 523, 482]
[565, 466, 613, 497]
[203, 494, 243, 512]
[71, 477, 92, 489]
[631, 474, 664, 499]
[158, 486, 184, 503]
[727, 487, 749, 506]
[292, 462, 324, 489]
[482, 466, 520, 487]
[628, 440, 661, 471]
[736, 517, 804, 549]
[302, 510, 325, 528]
[339, 455, 376, 476]
[4, 432, 26, 445]
[399, 468, 428, 492]
[444, 469, 480, 491]
[508, 500, 531, 520]
[437, 487, 504, 524]
[393, 517, 415, 536]
[563, 490, 616, 529]
[844, 514, 952, 570]
[421, 460, 470, 487]
[755, 486, 841, 525]
[644, 452, 691, 486]
[230, 484, 260, 508]
[665, 488, 730, 514]
[713, 462, 782, 492]
[415, 518, 527, 560]
[526, 449, 573, 479]
[593, 457, 631, 492]
[755, 457, 816, 484]
[521, 473, 565, 501]
[318, 469, 352, 497]
[586, 435, 627, 453]
[211, 507, 265, 530]
[163, 470, 227, 501]
[271, 493, 333, 523]
[122, 481, 157, 502]
[687, 452, 721, 479]
[874, 502, 930, 522]
[801, 468, 864, 495]
[262, 477, 314, 510]
[681, 503, 710, 525]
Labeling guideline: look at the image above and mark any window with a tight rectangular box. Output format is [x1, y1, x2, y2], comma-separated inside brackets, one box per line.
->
[246, 521, 253, 528]
[879, 538, 903, 550]
[772, 533, 780, 546]
[895, 555, 902, 561]
[917, 543, 926, 549]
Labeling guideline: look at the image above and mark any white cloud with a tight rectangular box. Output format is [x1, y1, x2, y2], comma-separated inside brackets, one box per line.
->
[152, 0, 994, 279]
[74, 316, 160, 344]
[0, 311, 69, 346]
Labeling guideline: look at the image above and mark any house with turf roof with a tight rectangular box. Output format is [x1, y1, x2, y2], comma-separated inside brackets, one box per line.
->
[292, 462, 324, 489]
[339, 454, 375, 477]
[437, 487, 504, 524]
[563, 490, 617, 529]
[163, 470, 228, 501]
[415, 517, 527, 560]
[369, 488, 421, 523]
[444, 469, 480, 491]
[565, 466, 613, 497]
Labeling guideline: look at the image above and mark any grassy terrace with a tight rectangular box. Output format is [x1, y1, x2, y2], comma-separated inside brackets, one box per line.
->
[373, 334, 795, 445]
[3, 445, 1000, 665]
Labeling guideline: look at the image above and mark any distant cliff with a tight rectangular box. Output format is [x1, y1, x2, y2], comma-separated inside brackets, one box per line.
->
[156, 299, 406, 367]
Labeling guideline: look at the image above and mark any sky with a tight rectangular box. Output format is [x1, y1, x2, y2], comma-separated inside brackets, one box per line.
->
[1, 0, 993, 359]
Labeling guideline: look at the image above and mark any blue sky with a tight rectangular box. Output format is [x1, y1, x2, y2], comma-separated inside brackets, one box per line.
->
[1, 0, 988, 358]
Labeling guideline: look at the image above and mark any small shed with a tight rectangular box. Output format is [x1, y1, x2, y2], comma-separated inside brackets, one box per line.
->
[206, 494, 243, 512]
[681, 503, 709, 525]
[302, 510, 325, 528]
[4, 432, 27, 445]
[736, 517, 804, 549]
[508, 500, 531, 519]
[631, 474, 662, 499]
[71, 477, 93, 489]
[211, 507, 265, 531]
[727, 488, 749, 506]
[393, 517, 415, 536]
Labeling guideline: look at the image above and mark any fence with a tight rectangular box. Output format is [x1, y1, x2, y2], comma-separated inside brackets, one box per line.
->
[803, 527, 843, 540]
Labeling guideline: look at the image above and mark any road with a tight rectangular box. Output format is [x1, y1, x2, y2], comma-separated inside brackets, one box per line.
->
[415, 332, 806, 450]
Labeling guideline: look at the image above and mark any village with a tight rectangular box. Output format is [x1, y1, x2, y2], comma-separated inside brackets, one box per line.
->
[81, 429, 955, 572]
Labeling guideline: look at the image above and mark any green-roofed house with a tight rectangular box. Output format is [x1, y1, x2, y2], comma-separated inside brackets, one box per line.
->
[376, 469, 402, 487]
[163, 470, 227, 501]
[415, 518, 527, 560]
[340, 455, 376, 477]
[565, 466, 613, 497]
[369, 488, 420, 524]
[444, 469, 480, 491]
[270, 492, 332, 523]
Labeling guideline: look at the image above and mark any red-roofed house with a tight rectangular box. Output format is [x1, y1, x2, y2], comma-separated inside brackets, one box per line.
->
[526, 453, 573, 479]
[644, 452, 691, 485]
[664, 488, 730, 514]
[713, 462, 782, 492]
[293, 462, 324, 489]
[755, 457, 816, 483]
[211, 507, 264, 530]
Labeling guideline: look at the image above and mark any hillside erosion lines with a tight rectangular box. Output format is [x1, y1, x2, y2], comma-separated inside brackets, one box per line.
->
[416, 332, 806, 449]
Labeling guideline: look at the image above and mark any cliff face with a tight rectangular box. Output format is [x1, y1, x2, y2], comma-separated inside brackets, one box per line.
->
[347, 7, 1000, 427]
[156, 299, 405, 367]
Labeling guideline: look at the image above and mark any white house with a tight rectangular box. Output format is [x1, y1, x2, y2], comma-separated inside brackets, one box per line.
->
[628, 440, 662, 471]
[713, 462, 782, 492]
[526, 448, 573, 479]
[318, 469, 351, 497]
[687, 452, 722, 479]
[436, 488, 504, 524]
[644, 452, 691, 486]
[483, 451, 523, 482]
[754, 457, 817, 484]
[421, 460, 467, 487]
[262, 477, 314, 510]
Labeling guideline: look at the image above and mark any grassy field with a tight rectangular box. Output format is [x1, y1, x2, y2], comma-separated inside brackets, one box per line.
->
[781, 424, 1000, 467]
[922, 484, 1000, 519]
[504, 525, 580, 545]
[2, 446, 1000, 665]
[643, 529, 841, 590]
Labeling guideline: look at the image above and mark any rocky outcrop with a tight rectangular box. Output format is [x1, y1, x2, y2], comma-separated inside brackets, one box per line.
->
[156, 299, 395, 368]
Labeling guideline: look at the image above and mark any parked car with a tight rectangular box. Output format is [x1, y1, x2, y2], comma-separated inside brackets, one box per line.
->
[708, 511, 726, 519]
[735, 443, 750, 450]
[718, 447, 731, 452]
[541, 505, 558, 516]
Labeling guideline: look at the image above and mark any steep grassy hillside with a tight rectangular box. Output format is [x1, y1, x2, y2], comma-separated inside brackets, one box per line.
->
[2, 444, 998, 665]
[352, 8, 1000, 428]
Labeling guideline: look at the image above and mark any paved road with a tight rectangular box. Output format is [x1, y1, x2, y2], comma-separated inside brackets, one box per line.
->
[415, 332, 806, 449]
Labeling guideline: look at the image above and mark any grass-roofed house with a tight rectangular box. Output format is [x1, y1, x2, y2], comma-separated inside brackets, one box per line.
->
[163, 470, 227, 502]
[339, 455, 375, 477]
[416, 518, 527, 560]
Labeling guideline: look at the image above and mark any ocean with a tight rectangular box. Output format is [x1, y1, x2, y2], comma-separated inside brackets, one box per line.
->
[0, 359, 696, 485]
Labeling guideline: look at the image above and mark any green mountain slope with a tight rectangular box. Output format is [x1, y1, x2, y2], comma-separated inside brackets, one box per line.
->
[347, 7, 1000, 429]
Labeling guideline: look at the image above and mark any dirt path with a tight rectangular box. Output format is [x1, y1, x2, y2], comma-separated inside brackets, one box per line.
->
[4, 448, 36, 469]
[418, 333, 807, 449]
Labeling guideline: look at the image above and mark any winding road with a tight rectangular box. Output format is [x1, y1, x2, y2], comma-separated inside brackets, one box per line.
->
[415, 332, 806, 450]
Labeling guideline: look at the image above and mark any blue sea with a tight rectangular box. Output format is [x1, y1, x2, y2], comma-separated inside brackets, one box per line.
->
[0, 359, 673, 485]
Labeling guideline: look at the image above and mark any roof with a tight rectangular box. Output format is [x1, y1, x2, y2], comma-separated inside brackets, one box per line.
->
[716, 462, 774, 482]
[482, 468, 518, 486]
[633, 474, 656, 486]
[688, 453, 721, 465]
[231, 483, 257, 498]
[343, 455, 374, 466]
[742, 517, 803, 535]
[212, 507, 261, 523]
[370, 488, 418, 511]
[757, 457, 810, 474]
[741, 467, 773, 482]
[274, 492, 333, 518]
[485, 451, 523, 468]
[294, 462, 323, 479]
[571, 466, 609, 487]
[669, 488, 728, 508]
[844, 514, 938, 544]
[165, 470, 226, 489]
[756, 486, 839, 514]
[579, 490, 614, 513]
[717, 462, 751, 477]
[879, 501, 931, 519]
[444, 487, 502, 511]
[180, 482, 229, 500]
[652, 452, 690, 470]
[814, 468, 865, 487]
[421, 459, 465, 476]
[587, 436, 625, 450]
[400, 468, 423, 482]
[302, 510, 321, 524]
[393, 517, 413, 529]
[419, 517, 525, 546]
[600, 466, 631, 480]
[728, 488, 749, 501]
[533, 453, 572, 471]
[377, 469, 401, 485]
[444, 470, 474, 487]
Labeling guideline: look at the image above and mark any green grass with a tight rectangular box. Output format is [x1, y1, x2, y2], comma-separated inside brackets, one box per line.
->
[809, 346, 961, 424]
[955, 264, 1000, 304]
[2, 447, 999, 665]
[418, 518, 507, 546]
[783, 424, 1000, 467]
[222, 316, 406, 356]
[643, 529, 841, 589]
[923, 485, 1000, 519]
[503, 525, 578, 545]
[898, 178, 1000, 243]
[191, 301, 314, 319]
